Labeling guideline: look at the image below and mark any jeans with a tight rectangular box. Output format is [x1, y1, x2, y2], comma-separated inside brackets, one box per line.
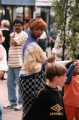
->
[7, 67, 22, 105]
[0, 103, 3, 120]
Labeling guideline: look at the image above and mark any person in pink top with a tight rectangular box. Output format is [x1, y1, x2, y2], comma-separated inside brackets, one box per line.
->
[64, 60, 79, 120]
[0, 30, 8, 120]
[0, 30, 8, 80]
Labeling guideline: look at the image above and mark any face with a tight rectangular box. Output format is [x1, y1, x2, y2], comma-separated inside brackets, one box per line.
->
[57, 73, 67, 87]
[32, 28, 43, 38]
[74, 63, 79, 74]
[14, 23, 23, 33]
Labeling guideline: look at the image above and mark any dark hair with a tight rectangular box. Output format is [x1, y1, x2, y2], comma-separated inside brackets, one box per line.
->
[45, 63, 67, 81]
[65, 61, 74, 69]
[24, 17, 30, 23]
[13, 19, 23, 25]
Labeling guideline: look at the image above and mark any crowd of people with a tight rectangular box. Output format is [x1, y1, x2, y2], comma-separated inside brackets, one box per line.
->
[0, 17, 79, 120]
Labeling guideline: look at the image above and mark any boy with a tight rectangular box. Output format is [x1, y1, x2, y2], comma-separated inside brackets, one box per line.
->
[25, 63, 67, 120]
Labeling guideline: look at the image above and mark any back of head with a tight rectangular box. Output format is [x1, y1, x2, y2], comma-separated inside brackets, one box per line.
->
[45, 63, 67, 80]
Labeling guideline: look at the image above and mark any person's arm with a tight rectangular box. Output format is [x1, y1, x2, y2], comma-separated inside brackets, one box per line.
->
[27, 93, 47, 120]
[14, 32, 28, 45]
[65, 64, 75, 84]
[10, 32, 28, 46]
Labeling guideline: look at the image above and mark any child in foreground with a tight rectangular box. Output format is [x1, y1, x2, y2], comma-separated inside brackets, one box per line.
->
[26, 63, 67, 120]
[64, 60, 79, 120]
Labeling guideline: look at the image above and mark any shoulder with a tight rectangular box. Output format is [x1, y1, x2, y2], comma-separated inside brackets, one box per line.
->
[0, 45, 5, 51]
[28, 42, 40, 49]
[37, 87, 51, 100]
[21, 31, 28, 36]
[10, 32, 15, 37]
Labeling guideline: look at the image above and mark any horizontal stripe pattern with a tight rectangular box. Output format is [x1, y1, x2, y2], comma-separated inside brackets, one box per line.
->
[8, 31, 27, 68]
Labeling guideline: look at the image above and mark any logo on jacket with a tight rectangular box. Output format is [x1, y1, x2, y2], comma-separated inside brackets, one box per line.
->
[51, 104, 63, 112]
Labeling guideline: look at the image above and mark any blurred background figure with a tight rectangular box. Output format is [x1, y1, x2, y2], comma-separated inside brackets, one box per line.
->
[0, 104, 3, 120]
[38, 30, 47, 51]
[5, 19, 28, 110]
[1, 19, 10, 60]
[19, 18, 49, 120]
[46, 34, 56, 58]
[0, 30, 8, 80]
[0, 30, 8, 120]
[23, 17, 31, 35]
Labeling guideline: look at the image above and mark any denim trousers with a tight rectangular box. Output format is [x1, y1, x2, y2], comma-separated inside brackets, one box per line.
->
[7, 67, 22, 105]
[0, 103, 3, 120]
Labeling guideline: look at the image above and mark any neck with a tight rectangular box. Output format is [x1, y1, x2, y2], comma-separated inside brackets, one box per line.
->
[46, 80, 57, 89]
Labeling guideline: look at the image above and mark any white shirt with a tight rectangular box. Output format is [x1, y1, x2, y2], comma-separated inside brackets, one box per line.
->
[0, 45, 8, 71]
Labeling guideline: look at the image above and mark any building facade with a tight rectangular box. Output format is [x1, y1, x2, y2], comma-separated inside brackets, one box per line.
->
[0, 0, 52, 30]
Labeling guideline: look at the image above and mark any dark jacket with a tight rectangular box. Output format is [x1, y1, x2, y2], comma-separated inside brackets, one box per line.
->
[24, 85, 67, 120]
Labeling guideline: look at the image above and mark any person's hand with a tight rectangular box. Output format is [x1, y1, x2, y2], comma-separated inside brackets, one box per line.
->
[10, 39, 17, 46]
[10, 33, 17, 46]
[10, 32, 15, 38]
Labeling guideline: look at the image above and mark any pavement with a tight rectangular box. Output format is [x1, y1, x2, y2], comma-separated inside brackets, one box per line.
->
[0, 80, 22, 120]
